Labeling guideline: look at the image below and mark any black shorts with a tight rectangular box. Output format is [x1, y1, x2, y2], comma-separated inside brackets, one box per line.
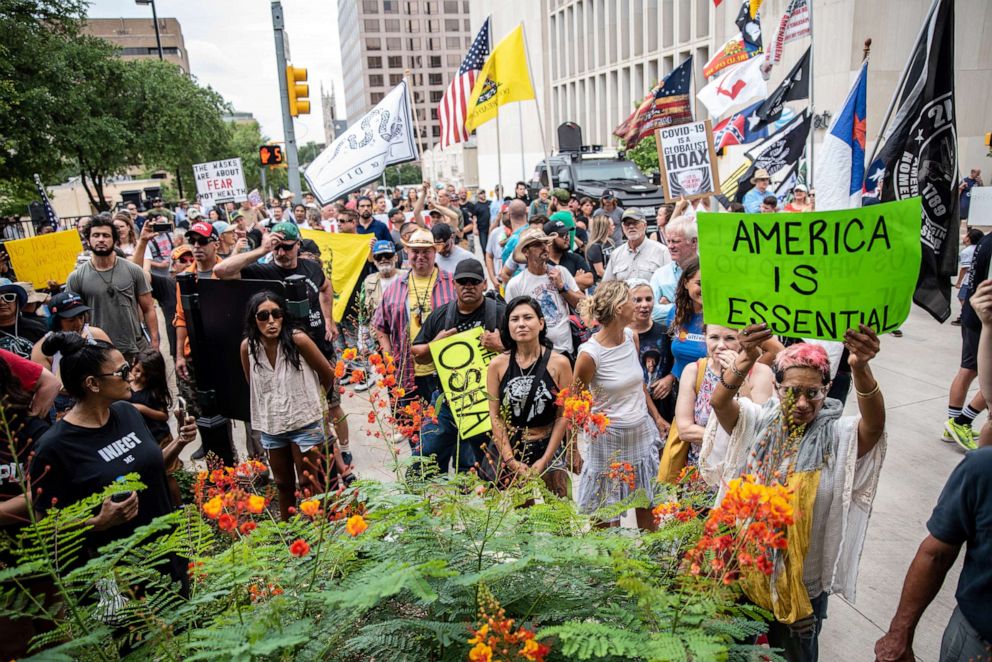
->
[961, 324, 979, 371]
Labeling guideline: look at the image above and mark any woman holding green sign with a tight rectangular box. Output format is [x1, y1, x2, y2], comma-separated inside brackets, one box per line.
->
[700, 323, 886, 661]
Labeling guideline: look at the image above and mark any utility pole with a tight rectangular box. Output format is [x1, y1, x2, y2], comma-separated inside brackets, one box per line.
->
[270, 1, 302, 201]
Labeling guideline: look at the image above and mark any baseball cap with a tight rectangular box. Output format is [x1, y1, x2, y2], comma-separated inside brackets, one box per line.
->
[213, 221, 234, 234]
[171, 245, 193, 261]
[372, 240, 396, 256]
[431, 223, 453, 242]
[270, 222, 301, 241]
[550, 188, 571, 204]
[793, 183, 809, 192]
[453, 259, 485, 282]
[621, 208, 646, 224]
[543, 219, 568, 237]
[49, 291, 91, 318]
[187, 208, 203, 221]
[186, 221, 219, 241]
[228, 210, 243, 222]
[601, 189, 616, 200]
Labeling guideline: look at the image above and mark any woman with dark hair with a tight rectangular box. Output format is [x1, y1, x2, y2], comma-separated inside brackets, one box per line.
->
[27, 332, 196, 580]
[486, 296, 573, 496]
[240, 291, 343, 519]
[667, 257, 705, 385]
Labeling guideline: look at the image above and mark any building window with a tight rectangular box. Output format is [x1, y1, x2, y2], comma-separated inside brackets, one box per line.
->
[428, 72, 443, 85]
[431, 108, 439, 120]
[427, 19, 440, 32]
[444, 18, 460, 31]
[425, 1, 438, 13]
[407, 37, 421, 49]
[362, 0, 378, 12]
[428, 38, 440, 49]
[407, 19, 420, 31]
[429, 55, 442, 68]
[432, 125, 441, 137]
[383, 18, 400, 31]
[386, 37, 401, 49]
[389, 73, 403, 85]
[464, 18, 471, 31]
[363, 19, 379, 31]
[446, 54, 460, 67]
[371, 92, 385, 104]
[445, 36, 460, 49]
[366, 37, 381, 50]
[369, 74, 384, 87]
[387, 55, 403, 68]
[383, 0, 399, 12]
[430, 90, 443, 103]
[368, 56, 382, 68]
[443, 1, 458, 12]
[405, 1, 419, 12]
[409, 55, 422, 68]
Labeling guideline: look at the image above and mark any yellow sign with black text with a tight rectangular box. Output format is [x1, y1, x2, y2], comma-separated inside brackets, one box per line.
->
[430, 326, 498, 438]
[5, 230, 83, 288]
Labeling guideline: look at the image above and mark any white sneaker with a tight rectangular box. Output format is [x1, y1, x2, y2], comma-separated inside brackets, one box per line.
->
[354, 374, 377, 392]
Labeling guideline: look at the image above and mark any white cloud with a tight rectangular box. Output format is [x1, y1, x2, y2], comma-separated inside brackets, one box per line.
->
[85, 0, 343, 145]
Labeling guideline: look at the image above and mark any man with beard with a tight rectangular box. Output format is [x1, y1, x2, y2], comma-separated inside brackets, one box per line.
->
[649, 216, 698, 323]
[355, 195, 392, 242]
[215, 222, 352, 465]
[431, 223, 474, 273]
[66, 214, 159, 362]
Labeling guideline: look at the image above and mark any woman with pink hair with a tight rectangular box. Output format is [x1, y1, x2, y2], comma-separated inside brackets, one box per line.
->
[700, 323, 887, 661]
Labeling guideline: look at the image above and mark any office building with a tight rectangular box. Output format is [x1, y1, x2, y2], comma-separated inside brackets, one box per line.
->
[82, 17, 191, 74]
[337, 0, 476, 153]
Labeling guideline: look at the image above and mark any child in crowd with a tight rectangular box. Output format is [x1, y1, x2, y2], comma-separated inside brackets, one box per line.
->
[128, 348, 181, 505]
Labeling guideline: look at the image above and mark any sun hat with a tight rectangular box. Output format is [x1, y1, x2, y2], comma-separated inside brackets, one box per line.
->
[15, 281, 47, 305]
[512, 227, 552, 263]
[403, 228, 436, 249]
[0, 278, 27, 307]
[750, 168, 772, 184]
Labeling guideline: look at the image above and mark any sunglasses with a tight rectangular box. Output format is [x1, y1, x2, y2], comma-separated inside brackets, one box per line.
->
[0, 292, 18, 303]
[275, 242, 298, 252]
[455, 277, 483, 286]
[188, 237, 214, 246]
[255, 309, 285, 322]
[374, 254, 395, 261]
[97, 362, 131, 382]
[776, 385, 827, 402]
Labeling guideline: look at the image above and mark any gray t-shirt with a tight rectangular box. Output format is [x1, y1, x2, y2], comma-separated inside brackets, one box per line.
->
[66, 258, 151, 354]
[504, 266, 577, 354]
[434, 245, 475, 274]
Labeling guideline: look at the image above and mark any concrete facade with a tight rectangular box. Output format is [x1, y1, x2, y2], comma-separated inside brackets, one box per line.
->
[336, 0, 476, 154]
[82, 17, 191, 74]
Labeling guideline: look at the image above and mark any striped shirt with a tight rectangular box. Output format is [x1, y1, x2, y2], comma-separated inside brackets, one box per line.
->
[373, 269, 456, 390]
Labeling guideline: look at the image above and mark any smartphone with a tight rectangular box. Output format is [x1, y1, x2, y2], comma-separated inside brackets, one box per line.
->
[151, 222, 173, 233]
[174, 396, 188, 424]
[111, 491, 133, 503]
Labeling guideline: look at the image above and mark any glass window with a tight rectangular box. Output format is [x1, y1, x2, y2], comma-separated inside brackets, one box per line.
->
[444, 18, 460, 31]
[362, 0, 378, 13]
[369, 74, 384, 87]
[368, 56, 382, 68]
[405, 2, 419, 12]
[371, 92, 385, 104]
[445, 36, 461, 49]
[464, 18, 471, 31]
[383, 18, 400, 31]
[407, 38, 421, 49]
[386, 37, 401, 49]
[425, 1, 438, 13]
[389, 73, 403, 85]
[463, 1, 470, 12]
[432, 125, 441, 137]
[387, 55, 403, 68]
[427, 19, 440, 32]
[430, 90, 443, 103]
[443, 1, 458, 12]
[428, 72, 443, 85]
[407, 19, 420, 31]
[383, 0, 399, 13]
[428, 38, 440, 50]
[366, 37, 381, 50]
[429, 55, 442, 68]
[363, 19, 379, 31]
[409, 55, 422, 68]
[446, 54, 460, 67]
[431, 108, 439, 121]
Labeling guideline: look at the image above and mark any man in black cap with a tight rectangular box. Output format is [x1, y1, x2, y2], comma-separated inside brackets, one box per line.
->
[432, 222, 474, 273]
[543, 218, 593, 292]
[592, 189, 624, 244]
[411, 258, 504, 473]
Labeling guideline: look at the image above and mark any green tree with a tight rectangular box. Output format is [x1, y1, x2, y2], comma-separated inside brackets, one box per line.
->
[623, 135, 659, 174]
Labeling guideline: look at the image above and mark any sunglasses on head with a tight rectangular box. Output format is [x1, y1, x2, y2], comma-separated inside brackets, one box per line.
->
[96, 362, 131, 382]
[255, 309, 284, 322]
[189, 236, 214, 246]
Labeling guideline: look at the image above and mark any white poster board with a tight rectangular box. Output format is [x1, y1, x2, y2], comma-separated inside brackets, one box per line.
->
[193, 158, 247, 208]
[655, 120, 721, 202]
[969, 187, 992, 226]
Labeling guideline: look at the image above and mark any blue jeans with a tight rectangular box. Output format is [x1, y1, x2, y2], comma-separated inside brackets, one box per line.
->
[765, 592, 828, 662]
[941, 606, 991, 662]
[414, 390, 481, 473]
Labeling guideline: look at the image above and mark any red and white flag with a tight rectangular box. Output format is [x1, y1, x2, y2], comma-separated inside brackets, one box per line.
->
[697, 56, 767, 120]
[438, 17, 491, 149]
[766, 0, 811, 65]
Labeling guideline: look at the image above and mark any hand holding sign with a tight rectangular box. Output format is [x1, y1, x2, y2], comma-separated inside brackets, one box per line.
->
[843, 324, 880, 371]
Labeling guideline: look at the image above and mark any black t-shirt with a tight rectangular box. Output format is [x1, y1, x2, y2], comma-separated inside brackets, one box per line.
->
[551, 251, 591, 279]
[585, 241, 615, 281]
[29, 401, 174, 551]
[242, 259, 330, 353]
[247, 227, 263, 250]
[0, 314, 47, 358]
[414, 298, 506, 344]
[129, 388, 171, 442]
[927, 447, 992, 643]
[469, 202, 491, 233]
[962, 232, 992, 331]
[638, 321, 675, 419]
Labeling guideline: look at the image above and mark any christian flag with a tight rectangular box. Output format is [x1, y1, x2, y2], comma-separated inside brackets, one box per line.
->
[873, 0, 957, 322]
[614, 57, 693, 146]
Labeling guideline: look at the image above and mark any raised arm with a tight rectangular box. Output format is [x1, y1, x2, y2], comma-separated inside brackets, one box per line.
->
[969, 280, 992, 407]
[710, 323, 772, 434]
[213, 235, 276, 279]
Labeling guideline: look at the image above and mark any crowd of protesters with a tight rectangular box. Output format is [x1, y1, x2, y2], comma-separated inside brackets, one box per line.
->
[1, 166, 990, 661]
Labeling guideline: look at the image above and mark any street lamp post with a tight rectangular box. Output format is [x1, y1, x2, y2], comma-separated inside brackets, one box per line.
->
[135, 0, 164, 61]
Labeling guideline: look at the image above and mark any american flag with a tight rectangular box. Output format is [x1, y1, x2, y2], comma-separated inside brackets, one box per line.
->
[33, 174, 60, 232]
[613, 56, 693, 146]
[438, 17, 490, 149]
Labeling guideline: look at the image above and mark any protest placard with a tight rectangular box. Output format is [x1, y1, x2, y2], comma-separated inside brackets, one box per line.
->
[969, 187, 992, 225]
[697, 197, 922, 341]
[5, 230, 83, 288]
[300, 230, 371, 322]
[193, 158, 247, 208]
[655, 120, 720, 202]
[430, 326, 498, 438]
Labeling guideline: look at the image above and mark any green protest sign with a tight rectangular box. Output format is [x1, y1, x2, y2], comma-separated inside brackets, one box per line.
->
[697, 197, 922, 341]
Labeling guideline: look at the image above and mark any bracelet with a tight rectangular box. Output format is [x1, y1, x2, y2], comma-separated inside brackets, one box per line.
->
[719, 371, 741, 391]
[729, 363, 747, 379]
[856, 382, 881, 398]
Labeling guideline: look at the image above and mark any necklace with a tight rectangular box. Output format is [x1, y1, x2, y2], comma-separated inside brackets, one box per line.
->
[515, 348, 542, 377]
[408, 267, 436, 327]
[92, 257, 118, 299]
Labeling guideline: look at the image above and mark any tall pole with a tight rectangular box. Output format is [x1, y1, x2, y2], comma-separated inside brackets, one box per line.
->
[271, 1, 302, 201]
[488, 20, 503, 193]
[807, 2, 815, 188]
[520, 23, 554, 189]
[260, 167, 268, 200]
[149, 0, 163, 60]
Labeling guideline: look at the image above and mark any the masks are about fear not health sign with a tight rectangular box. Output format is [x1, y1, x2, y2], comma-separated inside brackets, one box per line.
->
[193, 158, 247, 208]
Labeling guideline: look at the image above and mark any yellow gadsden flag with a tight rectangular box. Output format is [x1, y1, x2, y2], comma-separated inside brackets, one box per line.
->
[300, 230, 371, 322]
[464, 25, 535, 132]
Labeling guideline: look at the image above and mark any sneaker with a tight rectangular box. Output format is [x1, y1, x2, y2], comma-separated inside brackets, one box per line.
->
[944, 419, 978, 451]
[353, 374, 377, 392]
[940, 427, 955, 443]
[951, 317, 962, 326]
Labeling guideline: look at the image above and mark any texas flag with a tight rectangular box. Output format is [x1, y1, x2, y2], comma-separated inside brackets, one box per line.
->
[814, 61, 868, 210]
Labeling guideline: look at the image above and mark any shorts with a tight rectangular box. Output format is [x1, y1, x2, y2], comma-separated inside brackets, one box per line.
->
[260, 420, 326, 452]
[961, 324, 979, 371]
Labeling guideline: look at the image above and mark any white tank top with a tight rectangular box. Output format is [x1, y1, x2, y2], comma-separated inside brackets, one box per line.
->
[577, 327, 647, 427]
[247, 341, 325, 435]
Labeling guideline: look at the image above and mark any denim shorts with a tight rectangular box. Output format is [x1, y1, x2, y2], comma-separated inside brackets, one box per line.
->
[260, 420, 326, 452]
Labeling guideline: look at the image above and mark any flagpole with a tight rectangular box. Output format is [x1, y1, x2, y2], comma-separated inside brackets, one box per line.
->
[807, 0, 815, 188]
[489, 18, 503, 194]
[520, 22, 554, 190]
[865, 0, 939, 169]
[517, 104, 526, 181]
[405, 71, 435, 181]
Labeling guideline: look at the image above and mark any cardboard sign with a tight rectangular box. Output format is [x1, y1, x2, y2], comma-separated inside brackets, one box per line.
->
[969, 186, 992, 224]
[193, 158, 247, 208]
[299, 230, 372, 322]
[430, 326, 498, 438]
[655, 120, 720, 202]
[696, 197, 922, 341]
[5, 230, 83, 288]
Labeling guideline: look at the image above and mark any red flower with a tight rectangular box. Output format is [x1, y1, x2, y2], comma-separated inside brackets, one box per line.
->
[289, 538, 311, 557]
[239, 521, 257, 535]
[217, 513, 236, 531]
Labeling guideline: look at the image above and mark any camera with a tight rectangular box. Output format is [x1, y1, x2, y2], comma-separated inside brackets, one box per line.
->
[151, 222, 173, 233]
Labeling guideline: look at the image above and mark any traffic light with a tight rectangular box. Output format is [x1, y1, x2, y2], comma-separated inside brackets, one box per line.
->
[259, 144, 284, 166]
[286, 65, 310, 116]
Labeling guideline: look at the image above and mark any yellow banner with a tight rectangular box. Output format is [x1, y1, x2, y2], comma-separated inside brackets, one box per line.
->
[300, 230, 371, 322]
[5, 230, 83, 288]
[464, 25, 536, 132]
[430, 326, 499, 438]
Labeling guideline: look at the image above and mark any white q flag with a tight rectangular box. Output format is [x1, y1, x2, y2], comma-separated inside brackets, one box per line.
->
[304, 80, 419, 203]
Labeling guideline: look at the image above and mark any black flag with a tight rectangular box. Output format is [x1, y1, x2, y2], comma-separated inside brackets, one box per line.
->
[735, 0, 763, 51]
[755, 47, 811, 126]
[873, 0, 956, 322]
[734, 110, 812, 202]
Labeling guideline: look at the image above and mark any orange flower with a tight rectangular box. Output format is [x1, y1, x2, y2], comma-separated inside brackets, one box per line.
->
[217, 513, 236, 532]
[468, 642, 492, 662]
[239, 521, 257, 535]
[393, 387, 406, 398]
[299, 499, 320, 517]
[521, 638, 551, 662]
[342, 348, 358, 361]
[350, 369, 366, 383]
[289, 538, 311, 557]
[202, 496, 223, 519]
[246, 494, 266, 514]
[334, 361, 346, 378]
[369, 353, 383, 365]
[346, 514, 368, 537]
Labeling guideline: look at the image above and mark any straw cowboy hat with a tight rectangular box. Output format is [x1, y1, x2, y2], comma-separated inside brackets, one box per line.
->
[750, 168, 772, 184]
[512, 227, 553, 263]
[402, 228, 436, 249]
